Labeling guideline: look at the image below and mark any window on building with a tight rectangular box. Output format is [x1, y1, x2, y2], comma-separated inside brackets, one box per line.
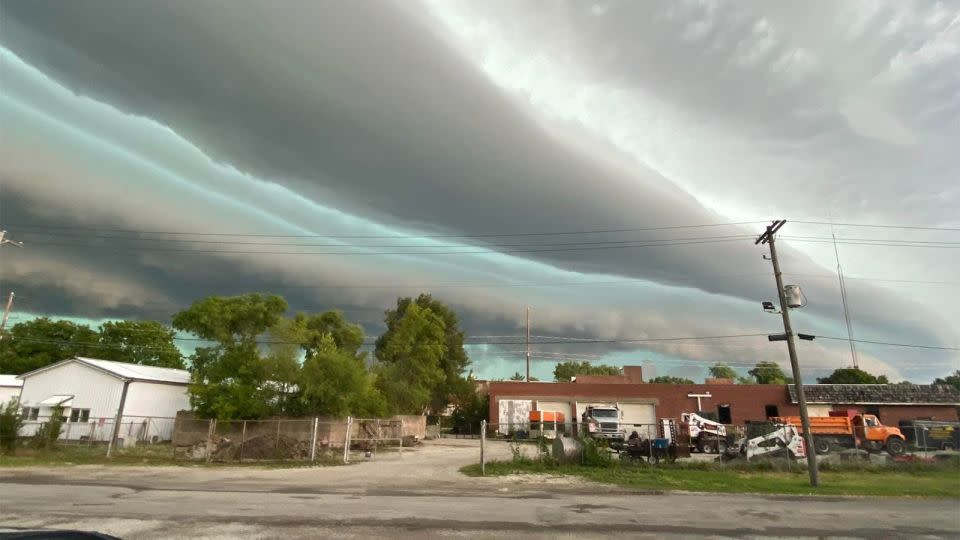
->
[764, 405, 779, 418]
[22, 407, 39, 420]
[69, 409, 91, 423]
[717, 404, 732, 424]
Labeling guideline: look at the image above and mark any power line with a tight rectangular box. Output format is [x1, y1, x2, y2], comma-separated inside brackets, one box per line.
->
[818, 336, 959, 351]
[1, 221, 765, 239]
[792, 221, 960, 232]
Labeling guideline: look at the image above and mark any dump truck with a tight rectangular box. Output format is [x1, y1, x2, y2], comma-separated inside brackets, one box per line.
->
[773, 410, 907, 456]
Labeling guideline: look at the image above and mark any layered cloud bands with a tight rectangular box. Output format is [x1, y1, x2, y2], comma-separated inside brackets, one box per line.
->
[0, 1, 956, 381]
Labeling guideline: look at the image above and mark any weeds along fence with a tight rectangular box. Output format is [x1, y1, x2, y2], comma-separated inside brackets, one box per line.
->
[19, 415, 177, 447]
[171, 416, 410, 463]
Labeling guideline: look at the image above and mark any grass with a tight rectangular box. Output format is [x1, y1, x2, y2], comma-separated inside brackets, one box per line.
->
[0, 443, 345, 468]
[462, 456, 960, 498]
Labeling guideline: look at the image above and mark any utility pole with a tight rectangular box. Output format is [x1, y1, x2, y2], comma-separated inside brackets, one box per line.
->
[0, 231, 23, 342]
[525, 306, 531, 382]
[756, 220, 819, 487]
[0, 292, 14, 340]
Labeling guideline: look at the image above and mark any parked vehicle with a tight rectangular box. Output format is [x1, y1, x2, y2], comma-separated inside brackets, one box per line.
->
[773, 410, 907, 456]
[680, 412, 728, 454]
[899, 420, 959, 451]
[581, 404, 624, 440]
[737, 421, 806, 461]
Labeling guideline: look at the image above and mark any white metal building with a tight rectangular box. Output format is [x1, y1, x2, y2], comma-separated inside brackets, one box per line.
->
[0, 374, 23, 406]
[17, 357, 191, 443]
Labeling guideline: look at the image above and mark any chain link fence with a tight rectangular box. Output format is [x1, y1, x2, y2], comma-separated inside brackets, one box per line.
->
[474, 419, 960, 473]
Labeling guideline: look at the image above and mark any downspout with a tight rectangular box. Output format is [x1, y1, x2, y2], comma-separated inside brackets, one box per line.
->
[106, 379, 131, 458]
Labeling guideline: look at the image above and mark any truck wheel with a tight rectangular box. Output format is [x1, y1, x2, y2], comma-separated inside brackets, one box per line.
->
[717, 440, 728, 455]
[813, 438, 831, 455]
[886, 437, 906, 456]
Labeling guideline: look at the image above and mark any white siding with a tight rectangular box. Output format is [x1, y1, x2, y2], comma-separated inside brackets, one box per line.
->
[18, 362, 124, 440]
[121, 382, 190, 441]
[0, 386, 21, 405]
[19, 362, 123, 420]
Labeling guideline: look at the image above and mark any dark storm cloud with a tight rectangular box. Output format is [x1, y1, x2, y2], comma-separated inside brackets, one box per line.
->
[0, 0, 955, 379]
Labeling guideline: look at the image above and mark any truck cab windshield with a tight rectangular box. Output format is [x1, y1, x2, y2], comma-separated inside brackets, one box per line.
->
[591, 410, 618, 419]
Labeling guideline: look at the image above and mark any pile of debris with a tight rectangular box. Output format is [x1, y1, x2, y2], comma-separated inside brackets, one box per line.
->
[182, 433, 313, 461]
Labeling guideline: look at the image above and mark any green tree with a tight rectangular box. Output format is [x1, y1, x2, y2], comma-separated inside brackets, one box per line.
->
[648, 376, 695, 384]
[708, 363, 739, 380]
[934, 370, 960, 391]
[376, 295, 469, 413]
[375, 303, 447, 414]
[263, 315, 310, 415]
[817, 368, 889, 384]
[0, 398, 24, 454]
[96, 320, 185, 369]
[0, 318, 98, 374]
[509, 372, 525, 381]
[173, 294, 288, 420]
[553, 361, 621, 382]
[748, 361, 791, 384]
[299, 334, 386, 417]
[303, 311, 366, 360]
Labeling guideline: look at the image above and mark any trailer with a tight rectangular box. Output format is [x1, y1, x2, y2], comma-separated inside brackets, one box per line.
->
[899, 420, 959, 451]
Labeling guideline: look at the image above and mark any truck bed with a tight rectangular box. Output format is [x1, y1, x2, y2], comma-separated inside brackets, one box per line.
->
[773, 416, 852, 435]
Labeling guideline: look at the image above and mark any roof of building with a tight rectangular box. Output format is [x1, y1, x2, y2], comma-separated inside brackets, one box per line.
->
[18, 357, 191, 385]
[0, 374, 23, 388]
[789, 384, 960, 405]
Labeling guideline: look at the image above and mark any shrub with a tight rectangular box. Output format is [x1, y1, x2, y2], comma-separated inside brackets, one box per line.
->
[579, 436, 613, 467]
[0, 398, 24, 454]
[31, 406, 64, 451]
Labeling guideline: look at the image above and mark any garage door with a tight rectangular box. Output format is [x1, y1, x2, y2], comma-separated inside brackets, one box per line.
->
[619, 402, 657, 438]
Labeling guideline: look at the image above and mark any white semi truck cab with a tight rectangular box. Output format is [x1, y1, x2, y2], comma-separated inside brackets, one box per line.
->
[582, 404, 624, 440]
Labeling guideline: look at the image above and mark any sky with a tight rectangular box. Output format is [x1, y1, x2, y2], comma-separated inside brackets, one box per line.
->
[0, 0, 957, 383]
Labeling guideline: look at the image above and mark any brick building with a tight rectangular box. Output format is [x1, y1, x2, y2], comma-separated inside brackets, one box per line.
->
[488, 368, 960, 431]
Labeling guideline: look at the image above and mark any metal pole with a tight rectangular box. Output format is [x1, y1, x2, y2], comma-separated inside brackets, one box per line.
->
[0, 292, 15, 339]
[480, 419, 487, 476]
[310, 418, 318, 462]
[239, 421, 247, 463]
[343, 417, 352, 464]
[648, 424, 653, 464]
[525, 306, 531, 382]
[767, 229, 819, 487]
[276, 419, 281, 457]
[106, 380, 131, 458]
[205, 419, 216, 463]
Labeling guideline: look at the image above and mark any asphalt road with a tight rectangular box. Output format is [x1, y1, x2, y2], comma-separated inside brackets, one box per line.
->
[1, 440, 958, 539]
